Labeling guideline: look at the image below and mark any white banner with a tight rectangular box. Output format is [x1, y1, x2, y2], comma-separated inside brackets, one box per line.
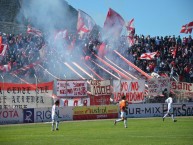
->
[113, 79, 145, 103]
[123, 103, 193, 118]
[171, 81, 193, 98]
[34, 107, 73, 122]
[57, 80, 87, 97]
[125, 103, 162, 118]
[0, 82, 53, 109]
[90, 80, 111, 96]
[148, 77, 170, 96]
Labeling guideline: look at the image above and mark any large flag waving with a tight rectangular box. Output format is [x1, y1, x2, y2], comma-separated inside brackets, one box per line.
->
[180, 21, 193, 34]
[77, 9, 96, 36]
[103, 8, 125, 38]
[126, 18, 135, 46]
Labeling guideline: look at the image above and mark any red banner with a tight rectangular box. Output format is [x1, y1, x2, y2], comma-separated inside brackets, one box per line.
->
[90, 95, 110, 105]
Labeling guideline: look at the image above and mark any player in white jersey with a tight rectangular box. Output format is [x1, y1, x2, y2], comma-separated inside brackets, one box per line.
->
[52, 100, 60, 131]
[163, 94, 177, 122]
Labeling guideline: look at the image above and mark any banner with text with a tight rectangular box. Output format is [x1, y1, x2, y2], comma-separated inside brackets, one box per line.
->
[0, 108, 23, 124]
[73, 105, 118, 120]
[171, 81, 193, 98]
[125, 103, 193, 118]
[113, 79, 145, 103]
[34, 107, 73, 123]
[90, 80, 111, 96]
[148, 77, 170, 96]
[0, 81, 53, 109]
[90, 80, 111, 105]
[57, 80, 87, 97]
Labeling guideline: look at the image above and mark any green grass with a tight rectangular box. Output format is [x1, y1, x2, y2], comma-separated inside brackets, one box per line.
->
[0, 117, 193, 145]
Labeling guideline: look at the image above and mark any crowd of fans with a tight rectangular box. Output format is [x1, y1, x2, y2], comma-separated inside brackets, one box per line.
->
[0, 30, 193, 85]
[128, 34, 193, 83]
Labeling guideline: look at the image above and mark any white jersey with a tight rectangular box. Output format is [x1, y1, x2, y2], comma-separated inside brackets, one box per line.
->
[165, 97, 173, 111]
[52, 104, 59, 120]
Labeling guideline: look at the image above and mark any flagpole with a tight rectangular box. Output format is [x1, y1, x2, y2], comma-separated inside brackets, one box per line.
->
[34, 74, 38, 108]
[0, 74, 4, 109]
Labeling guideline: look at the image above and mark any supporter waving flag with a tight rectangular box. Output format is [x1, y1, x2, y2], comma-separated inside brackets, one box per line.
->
[27, 25, 43, 37]
[103, 8, 125, 38]
[77, 9, 96, 36]
[126, 18, 135, 46]
[139, 51, 157, 60]
[180, 21, 193, 34]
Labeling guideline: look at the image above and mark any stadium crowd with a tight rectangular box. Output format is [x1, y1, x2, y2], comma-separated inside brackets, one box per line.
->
[0, 30, 193, 84]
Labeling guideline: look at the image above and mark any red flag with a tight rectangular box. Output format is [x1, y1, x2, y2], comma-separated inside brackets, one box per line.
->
[126, 18, 135, 46]
[77, 9, 96, 35]
[103, 8, 125, 38]
[139, 52, 157, 60]
[0, 44, 8, 56]
[180, 21, 193, 34]
[27, 25, 43, 37]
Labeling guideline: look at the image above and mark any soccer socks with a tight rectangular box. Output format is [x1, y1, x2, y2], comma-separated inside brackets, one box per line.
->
[124, 119, 127, 128]
[56, 121, 59, 130]
[163, 113, 168, 119]
[52, 122, 54, 131]
[52, 121, 59, 131]
[171, 114, 175, 121]
[114, 119, 127, 128]
[115, 119, 123, 122]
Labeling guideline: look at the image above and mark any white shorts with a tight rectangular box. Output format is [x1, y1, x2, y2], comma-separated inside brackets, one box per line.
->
[120, 111, 126, 118]
[167, 108, 174, 114]
[52, 116, 59, 123]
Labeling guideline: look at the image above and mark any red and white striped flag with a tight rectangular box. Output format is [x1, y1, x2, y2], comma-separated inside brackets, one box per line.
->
[77, 9, 96, 35]
[103, 8, 125, 38]
[27, 25, 43, 37]
[139, 52, 157, 60]
[126, 18, 135, 46]
[180, 21, 193, 34]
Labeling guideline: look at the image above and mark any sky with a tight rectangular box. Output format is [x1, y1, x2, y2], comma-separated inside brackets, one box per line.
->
[66, 0, 193, 37]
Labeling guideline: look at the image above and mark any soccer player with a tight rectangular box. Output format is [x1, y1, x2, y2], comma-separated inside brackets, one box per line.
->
[162, 93, 177, 122]
[52, 100, 60, 131]
[114, 95, 128, 128]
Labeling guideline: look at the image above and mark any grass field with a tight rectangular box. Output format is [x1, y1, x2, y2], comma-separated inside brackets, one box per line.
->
[0, 117, 193, 145]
